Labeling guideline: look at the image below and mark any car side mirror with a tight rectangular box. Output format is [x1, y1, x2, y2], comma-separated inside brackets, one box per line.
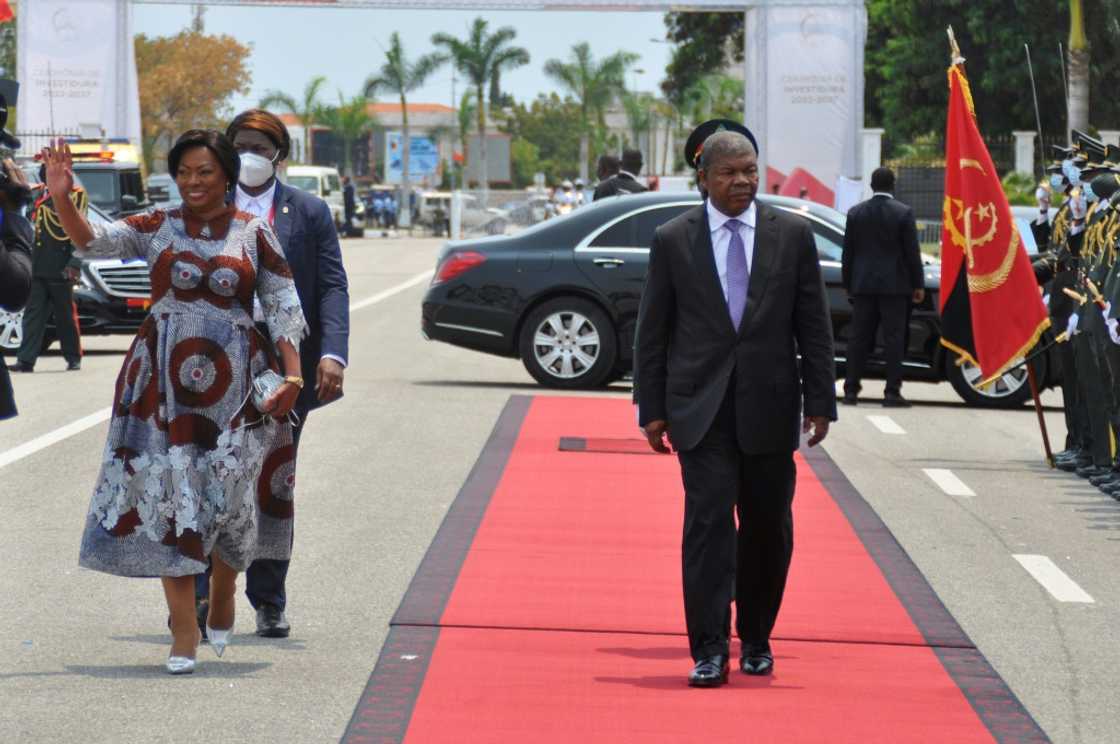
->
[120, 194, 139, 210]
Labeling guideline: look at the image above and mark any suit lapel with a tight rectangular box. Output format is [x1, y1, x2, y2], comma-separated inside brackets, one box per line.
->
[686, 204, 737, 337]
[739, 202, 778, 337]
[272, 181, 296, 254]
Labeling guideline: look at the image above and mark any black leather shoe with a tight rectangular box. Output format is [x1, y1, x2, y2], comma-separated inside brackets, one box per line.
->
[7, 362, 33, 373]
[840, 393, 858, 406]
[1076, 464, 1109, 479]
[1089, 471, 1117, 487]
[688, 655, 729, 688]
[1057, 455, 1091, 472]
[1102, 479, 1120, 496]
[66, 360, 81, 371]
[882, 394, 912, 408]
[741, 643, 774, 675]
[1054, 448, 1079, 461]
[255, 604, 290, 638]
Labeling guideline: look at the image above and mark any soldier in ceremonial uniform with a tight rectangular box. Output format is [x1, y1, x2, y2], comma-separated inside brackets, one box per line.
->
[8, 170, 87, 373]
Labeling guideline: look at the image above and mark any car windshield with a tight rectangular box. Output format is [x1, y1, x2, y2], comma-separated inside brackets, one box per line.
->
[288, 175, 319, 194]
[76, 171, 117, 208]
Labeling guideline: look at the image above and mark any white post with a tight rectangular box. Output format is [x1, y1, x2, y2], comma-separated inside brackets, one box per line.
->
[1013, 131, 1036, 176]
[450, 190, 462, 241]
[860, 128, 884, 199]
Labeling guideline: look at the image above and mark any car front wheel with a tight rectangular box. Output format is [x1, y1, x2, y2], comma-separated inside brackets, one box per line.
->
[519, 298, 617, 389]
[0, 307, 23, 352]
[945, 352, 1042, 408]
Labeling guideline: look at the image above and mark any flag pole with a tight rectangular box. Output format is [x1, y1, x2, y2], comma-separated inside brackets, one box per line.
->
[1026, 362, 1055, 467]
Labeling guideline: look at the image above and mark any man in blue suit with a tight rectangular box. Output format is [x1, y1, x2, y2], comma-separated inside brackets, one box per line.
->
[209, 109, 350, 637]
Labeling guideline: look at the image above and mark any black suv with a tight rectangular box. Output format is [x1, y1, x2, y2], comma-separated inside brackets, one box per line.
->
[0, 202, 151, 354]
[72, 159, 152, 217]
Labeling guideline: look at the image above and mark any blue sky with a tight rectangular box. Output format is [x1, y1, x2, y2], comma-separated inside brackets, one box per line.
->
[132, 5, 675, 112]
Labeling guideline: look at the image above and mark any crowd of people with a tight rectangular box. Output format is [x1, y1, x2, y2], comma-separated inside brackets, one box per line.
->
[1030, 129, 1120, 499]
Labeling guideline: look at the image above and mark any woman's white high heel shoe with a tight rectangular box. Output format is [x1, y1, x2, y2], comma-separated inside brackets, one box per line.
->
[206, 626, 232, 658]
[166, 656, 196, 675]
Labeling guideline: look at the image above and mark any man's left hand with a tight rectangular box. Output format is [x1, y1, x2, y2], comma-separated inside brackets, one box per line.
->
[803, 416, 830, 447]
[316, 357, 345, 402]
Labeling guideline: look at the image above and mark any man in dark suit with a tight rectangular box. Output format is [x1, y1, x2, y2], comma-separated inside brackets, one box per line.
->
[840, 167, 924, 407]
[193, 109, 351, 638]
[10, 171, 86, 373]
[635, 127, 836, 687]
[593, 148, 648, 200]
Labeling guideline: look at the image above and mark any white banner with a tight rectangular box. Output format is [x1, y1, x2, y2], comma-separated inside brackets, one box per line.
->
[16, 0, 141, 144]
[746, 2, 866, 207]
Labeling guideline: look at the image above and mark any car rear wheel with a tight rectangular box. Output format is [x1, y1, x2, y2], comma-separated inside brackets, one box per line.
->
[945, 352, 1042, 408]
[0, 308, 23, 352]
[519, 298, 617, 389]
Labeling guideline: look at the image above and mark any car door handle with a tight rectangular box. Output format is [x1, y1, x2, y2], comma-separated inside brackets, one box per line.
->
[593, 257, 625, 268]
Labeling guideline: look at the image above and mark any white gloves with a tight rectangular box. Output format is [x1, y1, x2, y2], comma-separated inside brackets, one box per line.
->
[1067, 312, 1080, 336]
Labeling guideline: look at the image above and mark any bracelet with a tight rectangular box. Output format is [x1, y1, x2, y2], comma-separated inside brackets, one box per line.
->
[284, 375, 304, 390]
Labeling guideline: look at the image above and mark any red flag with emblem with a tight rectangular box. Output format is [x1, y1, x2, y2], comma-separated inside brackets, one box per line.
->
[939, 40, 1049, 379]
[0, 2, 11, 23]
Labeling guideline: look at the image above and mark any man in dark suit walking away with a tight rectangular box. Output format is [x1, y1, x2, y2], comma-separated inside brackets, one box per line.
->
[593, 148, 648, 200]
[635, 125, 837, 687]
[840, 167, 924, 407]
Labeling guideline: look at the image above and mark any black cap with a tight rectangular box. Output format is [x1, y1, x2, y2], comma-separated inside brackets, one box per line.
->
[684, 119, 759, 171]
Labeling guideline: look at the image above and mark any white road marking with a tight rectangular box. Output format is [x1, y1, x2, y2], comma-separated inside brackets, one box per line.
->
[866, 415, 906, 435]
[350, 270, 434, 312]
[1013, 555, 1095, 603]
[0, 407, 111, 472]
[922, 468, 976, 497]
[0, 272, 434, 471]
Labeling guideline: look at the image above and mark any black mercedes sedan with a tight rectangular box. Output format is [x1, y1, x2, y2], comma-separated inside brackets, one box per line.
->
[422, 192, 1058, 407]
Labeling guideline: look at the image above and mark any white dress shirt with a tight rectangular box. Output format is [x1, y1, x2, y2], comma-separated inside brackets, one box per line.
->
[707, 199, 757, 301]
[236, 181, 347, 370]
[235, 181, 277, 221]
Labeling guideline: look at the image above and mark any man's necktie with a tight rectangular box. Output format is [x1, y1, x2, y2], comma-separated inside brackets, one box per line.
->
[724, 219, 749, 330]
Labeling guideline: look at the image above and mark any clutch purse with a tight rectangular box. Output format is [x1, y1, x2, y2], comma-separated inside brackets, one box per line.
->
[251, 369, 286, 412]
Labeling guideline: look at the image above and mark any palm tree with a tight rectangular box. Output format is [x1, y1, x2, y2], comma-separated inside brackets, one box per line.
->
[365, 32, 446, 227]
[457, 89, 476, 157]
[261, 75, 329, 164]
[544, 43, 638, 182]
[433, 19, 530, 193]
[317, 92, 377, 177]
[621, 90, 654, 153]
[683, 74, 743, 124]
[1067, 0, 1089, 134]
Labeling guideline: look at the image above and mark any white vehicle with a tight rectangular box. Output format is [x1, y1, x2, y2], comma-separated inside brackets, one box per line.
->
[284, 165, 345, 229]
[418, 191, 509, 235]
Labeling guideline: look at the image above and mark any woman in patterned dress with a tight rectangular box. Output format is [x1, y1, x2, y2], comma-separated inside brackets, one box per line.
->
[41, 131, 308, 674]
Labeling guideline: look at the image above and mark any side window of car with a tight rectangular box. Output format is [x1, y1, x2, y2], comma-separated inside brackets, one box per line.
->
[327, 174, 342, 193]
[634, 205, 692, 248]
[589, 205, 693, 249]
[811, 224, 844, 262]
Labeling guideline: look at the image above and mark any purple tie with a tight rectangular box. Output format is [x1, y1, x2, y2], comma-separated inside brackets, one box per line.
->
[724, 219, 748, 330]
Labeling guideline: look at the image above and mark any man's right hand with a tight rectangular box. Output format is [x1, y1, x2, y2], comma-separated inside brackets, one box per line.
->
[912, 288, 926, 304]
[642, 419, 672, 454]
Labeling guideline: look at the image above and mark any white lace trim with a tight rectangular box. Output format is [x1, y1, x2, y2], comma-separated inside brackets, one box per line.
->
[264, 295, 309, 348]
[90, 425, 270, 545]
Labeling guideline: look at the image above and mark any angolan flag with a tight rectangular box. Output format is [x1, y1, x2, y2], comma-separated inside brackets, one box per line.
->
[939, 47, 1050, 379]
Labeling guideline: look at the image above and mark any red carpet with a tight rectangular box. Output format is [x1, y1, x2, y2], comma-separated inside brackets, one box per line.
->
[345, 396, 1048, 743]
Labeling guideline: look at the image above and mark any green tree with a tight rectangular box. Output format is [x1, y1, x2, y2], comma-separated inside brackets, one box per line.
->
[135, 29, 251, 172]
[543, 43, 638, 182]
[260, 75, 328, 164]
[0, 16, 15, 79]
[660, 12, 743, 107]
[502, 93, 583, 186]
[433, 19, 530, 192]
[317, 92, 377, 176]
[621, 91, 654, 150]
[364, 32, 445, 225]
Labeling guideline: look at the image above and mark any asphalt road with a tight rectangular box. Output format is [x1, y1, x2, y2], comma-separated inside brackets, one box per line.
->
[0, 235, 1116, 743]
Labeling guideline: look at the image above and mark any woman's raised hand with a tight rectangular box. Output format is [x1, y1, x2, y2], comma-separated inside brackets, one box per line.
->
[40, 138, 75, 196]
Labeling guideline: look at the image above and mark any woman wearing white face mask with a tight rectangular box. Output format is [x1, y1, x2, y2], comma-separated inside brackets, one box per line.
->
[182, 110, 350, 641]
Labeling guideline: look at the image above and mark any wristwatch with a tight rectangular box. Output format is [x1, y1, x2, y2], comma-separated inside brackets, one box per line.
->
[284, 375, 305, 389]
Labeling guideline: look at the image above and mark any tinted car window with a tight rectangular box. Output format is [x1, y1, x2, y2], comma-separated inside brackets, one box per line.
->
[811, 224, 844, 262]
[76, 171, 117, 209]
[590, 205, 692, 248]
[121, 170, 146, 202]
[635, 205, 692, 248]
